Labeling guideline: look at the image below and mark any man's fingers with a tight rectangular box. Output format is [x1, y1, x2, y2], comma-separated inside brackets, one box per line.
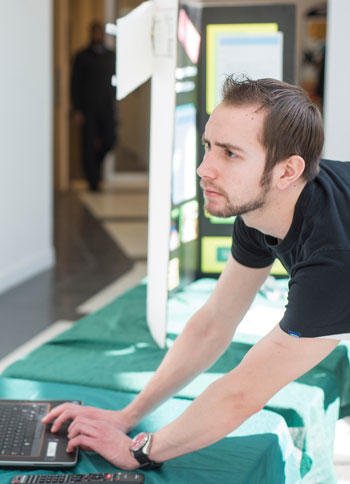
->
[47, 406, 81, 432]
[42, 403, 70, 423]
[66, 435, 95, 454]
[52, 407, 86, 432]
[67, 416, 90, 434]
[42, 402, 81, 424]
[68, 418, 99, 440]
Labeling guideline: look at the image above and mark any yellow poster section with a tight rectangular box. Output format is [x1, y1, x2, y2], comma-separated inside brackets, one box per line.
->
[201, 236, 288, 276]
[201, 236, 232, 273]
[206, 23, 278, 114]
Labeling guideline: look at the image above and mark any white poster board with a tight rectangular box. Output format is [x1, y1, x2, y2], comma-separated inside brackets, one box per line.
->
[216, 32, 283, 84]
[172, 103, 197, 205]
[147, 0, 179, 348]
[206, 24, 283, 113]
[115, 1, 154, 100]
[108, 1, 178, 347]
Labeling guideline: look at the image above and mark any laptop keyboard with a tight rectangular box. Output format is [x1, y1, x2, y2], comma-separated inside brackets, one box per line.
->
[0, 403, 48, 457]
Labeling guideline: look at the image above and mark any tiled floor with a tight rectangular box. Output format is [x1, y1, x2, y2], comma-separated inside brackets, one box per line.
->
[103, 221, 148, 258]
[76, 261, 147, 315]
[79, 190, 149, 219]
[0, 178, 147, 360]
[1, 173, 350, 481]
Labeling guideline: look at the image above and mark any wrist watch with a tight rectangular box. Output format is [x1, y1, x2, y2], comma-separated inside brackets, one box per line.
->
[130, 432, 163, 470]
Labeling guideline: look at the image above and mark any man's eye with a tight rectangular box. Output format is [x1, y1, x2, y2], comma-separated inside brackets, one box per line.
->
[225, 149, 236, 158]
[203, 142, 210, 152]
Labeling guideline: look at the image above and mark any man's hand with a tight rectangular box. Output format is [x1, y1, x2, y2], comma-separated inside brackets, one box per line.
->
[42, 402, 134, 434]
[66, 417, 139, 470]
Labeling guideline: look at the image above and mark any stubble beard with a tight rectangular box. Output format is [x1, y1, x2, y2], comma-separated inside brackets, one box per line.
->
[202, 172, 272, 218]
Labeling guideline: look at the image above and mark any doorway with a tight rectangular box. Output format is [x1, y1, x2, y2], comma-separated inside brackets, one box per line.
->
[53, 0, 150, 191]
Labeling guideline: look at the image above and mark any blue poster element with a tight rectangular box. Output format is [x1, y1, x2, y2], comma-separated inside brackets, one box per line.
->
[172, 104, 197, 205]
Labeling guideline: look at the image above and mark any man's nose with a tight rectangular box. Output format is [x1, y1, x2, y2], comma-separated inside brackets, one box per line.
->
[197, 152, 217, 179]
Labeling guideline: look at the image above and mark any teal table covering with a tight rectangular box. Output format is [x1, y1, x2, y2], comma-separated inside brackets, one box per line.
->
[3, 279, 349, 482]
[0, 377, 301, 484]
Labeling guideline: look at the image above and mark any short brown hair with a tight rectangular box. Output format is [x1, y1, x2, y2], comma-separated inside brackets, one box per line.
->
[221, 75, 324, 183]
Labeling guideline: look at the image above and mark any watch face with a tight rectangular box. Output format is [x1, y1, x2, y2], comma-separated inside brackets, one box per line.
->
[131, 432, 148, 452]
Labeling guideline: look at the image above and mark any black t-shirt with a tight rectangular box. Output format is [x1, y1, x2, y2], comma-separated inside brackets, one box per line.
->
[231, 159, 350, 338]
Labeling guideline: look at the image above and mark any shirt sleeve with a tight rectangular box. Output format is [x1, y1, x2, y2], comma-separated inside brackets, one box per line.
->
[279, 249, 350, 338]
[231, 216, 275, 268]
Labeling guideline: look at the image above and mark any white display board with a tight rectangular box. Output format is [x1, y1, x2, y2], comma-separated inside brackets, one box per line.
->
[109, 1, 178, 347]
[216, 32, 283, 85]
[172, 103, 197, 206]
[206, 23, 283, 113]
[147, 0, 179, 348]
[114, 2, 154, 100]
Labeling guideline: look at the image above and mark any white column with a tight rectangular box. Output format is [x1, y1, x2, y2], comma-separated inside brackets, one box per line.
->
[0, 0, 55, 294]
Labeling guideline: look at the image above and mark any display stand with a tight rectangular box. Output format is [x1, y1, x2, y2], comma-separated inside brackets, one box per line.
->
[172, 1, 296, 283]
[110, 1, 296, 347]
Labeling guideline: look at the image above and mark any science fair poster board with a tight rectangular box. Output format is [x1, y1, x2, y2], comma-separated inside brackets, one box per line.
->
[192, 3, 296, 277]
[164, 3, 295, 349]
[201, 22, 284, 274]
[206, 23, 283, 114]
[114, 2, 294, 346]
[167, 6, 201, 297]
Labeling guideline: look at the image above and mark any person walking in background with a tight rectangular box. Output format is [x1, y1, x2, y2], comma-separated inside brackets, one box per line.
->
[71, 21, 117, 192]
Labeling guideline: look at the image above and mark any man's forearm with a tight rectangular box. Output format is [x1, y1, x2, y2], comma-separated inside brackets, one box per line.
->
[122, 305, 236, 429]
[121, 258, 270, 431]
[148, 369, 260, 463]
[147, 320, 341, 464]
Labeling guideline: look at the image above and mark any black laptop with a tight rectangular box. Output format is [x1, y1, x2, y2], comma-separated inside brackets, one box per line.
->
[0, 399, 81, 467]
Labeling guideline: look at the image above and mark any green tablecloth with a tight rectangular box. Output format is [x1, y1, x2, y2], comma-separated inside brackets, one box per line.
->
[0, 377, 301, 484]
[4, 279, 349, 482]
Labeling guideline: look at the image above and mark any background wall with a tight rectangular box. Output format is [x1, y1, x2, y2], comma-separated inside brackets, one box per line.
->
[118, 81, 151, 170]
[323, 0, 350, 161]
[0, 0, 54, 294]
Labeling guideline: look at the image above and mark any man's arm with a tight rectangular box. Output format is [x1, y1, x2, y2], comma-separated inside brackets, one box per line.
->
[64, 279, 339, 469]
[120, 254, 272, 428]
[146, 324, 339, 463]
[44, 255, 270, 432]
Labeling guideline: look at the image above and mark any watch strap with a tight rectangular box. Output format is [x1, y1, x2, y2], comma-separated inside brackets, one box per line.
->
[131, 433, 163, 470]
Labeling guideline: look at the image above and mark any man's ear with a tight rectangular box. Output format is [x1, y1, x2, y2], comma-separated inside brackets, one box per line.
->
[276, 155, 305, 190]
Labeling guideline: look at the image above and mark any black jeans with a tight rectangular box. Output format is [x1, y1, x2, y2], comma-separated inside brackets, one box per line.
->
[82, 108, 116, 190]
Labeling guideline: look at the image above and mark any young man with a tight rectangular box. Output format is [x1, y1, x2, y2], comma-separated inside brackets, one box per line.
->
[43, 77, 348, 470]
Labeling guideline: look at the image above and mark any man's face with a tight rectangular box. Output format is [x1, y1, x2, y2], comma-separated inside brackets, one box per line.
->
[197, 102, 271, 219]
[91, 25, 104, 45]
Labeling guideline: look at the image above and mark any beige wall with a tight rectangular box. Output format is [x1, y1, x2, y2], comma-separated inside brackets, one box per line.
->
[54, 0, 70, 190]
[117, 0, 151, 170]
[118, 81, 151, 169]
[69, 0, 105, 54]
